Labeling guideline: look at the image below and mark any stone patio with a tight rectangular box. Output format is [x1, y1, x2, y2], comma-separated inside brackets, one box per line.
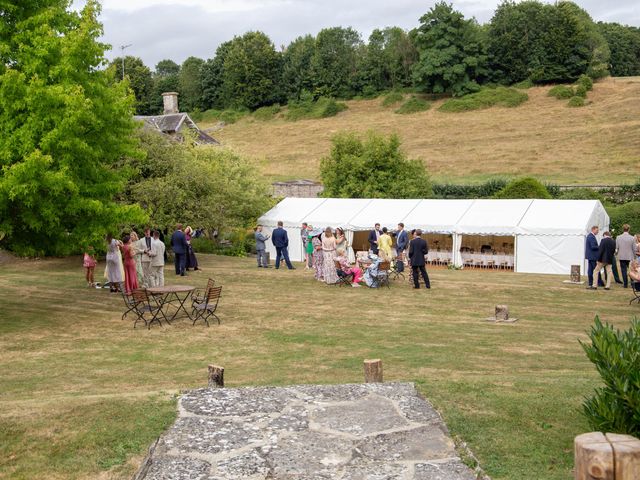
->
[136, 383, 477, 479]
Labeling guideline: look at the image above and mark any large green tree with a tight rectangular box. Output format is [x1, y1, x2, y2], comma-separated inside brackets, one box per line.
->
[320, 132, 432, 199]
[412, 2, 487, 96]
[0, 0, 146, 255]
[360, 28, 417, 94]
[178, 56, 205, 112]
[109, 56, 155, 114]
[598, 22, 640, 77]
[281, 35, 316, 100]
[311, 27, 363, 98]
[201, 41, 232, 110]
[151, 59, 180, 114]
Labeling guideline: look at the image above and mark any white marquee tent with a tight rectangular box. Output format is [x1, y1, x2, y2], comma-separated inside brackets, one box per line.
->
[258, 198, 609, 275]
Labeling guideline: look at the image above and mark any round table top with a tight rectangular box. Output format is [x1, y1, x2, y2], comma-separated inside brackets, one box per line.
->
[147, 285, 195, 294]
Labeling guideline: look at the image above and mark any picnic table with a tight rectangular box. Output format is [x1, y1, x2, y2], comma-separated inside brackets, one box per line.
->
[147, 285, 195, 322]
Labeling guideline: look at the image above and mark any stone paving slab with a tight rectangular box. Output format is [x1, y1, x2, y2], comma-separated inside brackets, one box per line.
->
[137, 383, 477, 480]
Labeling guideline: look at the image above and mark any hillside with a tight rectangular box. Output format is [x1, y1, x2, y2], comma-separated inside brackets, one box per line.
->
[206, 77, 640, 185]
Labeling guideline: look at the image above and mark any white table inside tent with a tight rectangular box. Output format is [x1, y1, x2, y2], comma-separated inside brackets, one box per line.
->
[425, 251, 452, 265]
[460, 252, 514, 269]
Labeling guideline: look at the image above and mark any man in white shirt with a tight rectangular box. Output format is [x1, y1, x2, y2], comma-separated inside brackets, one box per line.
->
[150, 230, 166, 287]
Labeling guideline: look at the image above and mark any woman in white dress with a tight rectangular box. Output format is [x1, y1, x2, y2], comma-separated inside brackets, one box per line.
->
[105, 234, 124, 293]
[321, 227, 339, 284]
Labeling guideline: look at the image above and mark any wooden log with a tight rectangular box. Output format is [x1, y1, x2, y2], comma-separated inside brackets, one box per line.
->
[571, 265, 581, 283]
[575, 432, 614, 480]
[207, 365, 224, 388]
[606, 433, 640, 480]
[495, 305, 509, 321]
[364, 359, 383, 383]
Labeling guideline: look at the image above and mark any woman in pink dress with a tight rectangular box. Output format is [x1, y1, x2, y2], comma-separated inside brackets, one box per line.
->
[120, 235, 139, 293]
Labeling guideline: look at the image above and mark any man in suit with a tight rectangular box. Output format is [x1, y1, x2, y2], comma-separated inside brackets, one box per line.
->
[585, 226, 602, 288]
[616, 224, 635, 288]
[408, 229, 430, 289]
[395, 222, 409, 273]
[271, 221, 294, 270]
[589, 231, 616, 290]
[171, 223, 188, 276]
[255, 225, 270, 268]
[368, 223, 381, 255]
[138, 228, 154, 287]
[150, 230, 166, 287]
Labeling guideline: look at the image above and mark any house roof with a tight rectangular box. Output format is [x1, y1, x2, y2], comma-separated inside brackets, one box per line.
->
[134, 113, 219, 145]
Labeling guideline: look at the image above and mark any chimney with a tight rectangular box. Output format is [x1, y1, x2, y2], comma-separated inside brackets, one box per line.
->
[162, 92, 179, 114]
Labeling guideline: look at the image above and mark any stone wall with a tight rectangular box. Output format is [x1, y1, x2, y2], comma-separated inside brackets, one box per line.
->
[272, 180, 324, 198]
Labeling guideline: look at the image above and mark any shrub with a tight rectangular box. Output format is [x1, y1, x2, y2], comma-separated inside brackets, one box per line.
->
[608, 201, 640, 234]
[580, 316, 640, 437]
[558, 188, 605, 202]
[382, 91, 405, 107]
[285, 96, 347, 121]
[548, 85, 575, 99]
[513, 78, 534, 89]
[567, 96, 586, 107]
[577, 74, 593, 91]
[574, 84, 588, 98]
[395, 96, 431, 114]
[494, 177, 552, 199]
[432, 179, 508, 199]
[253, 105, 281, 121]
[438, 87, 528, 112]
[191, 108, 249, 124]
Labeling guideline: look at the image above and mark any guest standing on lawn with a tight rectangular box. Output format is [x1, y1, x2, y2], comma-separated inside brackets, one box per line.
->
[83, 246, 97, 287]
[171, 224, 188, 276]
[335, 227, 347, 256]
[312, 232, 324, 281]
[138, 228, 154, 287]
[105, 234, 123, 293]
[378, 227, 393, 260]
[272, 221, 295, 270]
[616, 224, 636, 288]
[129, 231, 144, 285]
[305, 225, 314, 270]
[254, 225, 270, 268]
[585, 226, 603, 288]
[184, 226, 199, 271]
[589, 231, 616, 290]
[409, 229, 430, 289]
[120, 234, 139, 293]
[322, 227, 339, 284]
[150, 230, 166, 287]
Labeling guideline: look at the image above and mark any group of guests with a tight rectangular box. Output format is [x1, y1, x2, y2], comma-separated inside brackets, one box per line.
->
[103, 228, 166, 293]
[170, 224, 199, 276]
[585, 224, 640, 290]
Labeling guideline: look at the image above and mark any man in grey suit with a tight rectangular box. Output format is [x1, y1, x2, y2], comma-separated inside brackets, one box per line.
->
[616, 224, 636, 288]
[149, 230, 166, 287]
[255, 225, 270, 268]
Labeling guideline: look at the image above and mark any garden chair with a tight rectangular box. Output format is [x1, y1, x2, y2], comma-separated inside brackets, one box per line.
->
[334, 260, 354, 287]
[369, 261, 391, 289]
[630, 281, 640, 305]
[192, 278, 215, 304]
[192, 286, 222, 327]
[389, 258, 405, 281]
[120, 282, 139, 320]
[131, 288, 167, 329]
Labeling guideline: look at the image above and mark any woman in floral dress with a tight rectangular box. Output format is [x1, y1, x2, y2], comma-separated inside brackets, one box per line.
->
[321, 227, 339, 285]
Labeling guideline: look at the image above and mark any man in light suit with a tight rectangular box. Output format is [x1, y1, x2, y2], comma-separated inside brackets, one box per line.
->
[171, 223, 188, 276]
[138, 228, 154, 287]
[150, 230, 166, 287]
[271, 221, 295, 270]
[255, 225, 270, 268]
[585, 225, 603, 288]
[409, 229, 430, 289]
[616, 224, 635, 288]
[395, 222, 409, 273]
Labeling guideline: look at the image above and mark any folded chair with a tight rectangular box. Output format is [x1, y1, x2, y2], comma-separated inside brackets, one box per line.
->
[192, 286, 222, 327]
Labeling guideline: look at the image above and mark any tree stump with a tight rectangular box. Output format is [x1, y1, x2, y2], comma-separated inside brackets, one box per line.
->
[363, 359, 383, 383]
[574, 432, 640, 480]
[495, 305, 509, 321]
[207, 365, 224, 388]
[571, 265, 581, 283]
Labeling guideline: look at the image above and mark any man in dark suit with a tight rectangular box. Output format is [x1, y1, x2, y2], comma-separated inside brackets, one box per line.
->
[585, 226, 603, 288]
[171, 223, 188, 276]
[368, 223, 381, 254]
[395, 222, 409, 273]
[408, 229, 430, 289]
[589, 231, 616, 290]
[271, 221, 295, 270]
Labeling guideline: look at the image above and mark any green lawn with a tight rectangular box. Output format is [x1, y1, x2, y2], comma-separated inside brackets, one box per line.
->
[0, 254, 637, 479]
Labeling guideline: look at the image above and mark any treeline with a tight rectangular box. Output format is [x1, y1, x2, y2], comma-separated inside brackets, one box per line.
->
[115, 1, 640, 115]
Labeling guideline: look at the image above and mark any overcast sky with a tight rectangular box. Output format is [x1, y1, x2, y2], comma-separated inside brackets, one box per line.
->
[73, 0, 640, 69]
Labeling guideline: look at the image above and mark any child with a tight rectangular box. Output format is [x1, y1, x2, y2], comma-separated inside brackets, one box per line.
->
[83, 246, 97, 287]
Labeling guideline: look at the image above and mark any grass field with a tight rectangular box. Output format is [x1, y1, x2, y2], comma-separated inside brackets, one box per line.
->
[208, 77, 640, 185]
[1, 254, 638, 479]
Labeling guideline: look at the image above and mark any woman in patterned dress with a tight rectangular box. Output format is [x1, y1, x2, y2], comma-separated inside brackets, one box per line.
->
[321, 227, 339, 285]
[312, 233, 324, 281]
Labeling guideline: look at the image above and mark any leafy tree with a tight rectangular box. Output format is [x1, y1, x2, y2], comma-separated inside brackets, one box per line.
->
[201, 41, 232, 110]
[598, 22, 640, 77]
[0, 0, 146, 256]
[151, 59, 180, 114]
[412, 2, 487, 96]
[155, 59, 180, 77]
[109, 56, 155, 114]
[320, 132, 432, 198]
[129, 131, 272, 232]
[221, 31, 282, 110]
[493, 177, 552, 199]
[360, 27, 417, 93]
[281, 35, 316, 100]
[311, 27, 363, 98]
[178, 56, 205, 112]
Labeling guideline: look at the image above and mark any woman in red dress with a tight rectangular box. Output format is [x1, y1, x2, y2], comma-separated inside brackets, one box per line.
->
[120, 235, 139, 293]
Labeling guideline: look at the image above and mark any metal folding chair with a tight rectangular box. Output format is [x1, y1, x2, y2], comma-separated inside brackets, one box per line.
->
[369, 261, 390, 289]
[120, 282, 139, 320]
[192, 278, 215, 304]
[630, 281, 640, 305]
[131, 289, 167, 329]
[334, 260, 354, 287]
[192, 286, 222, 327]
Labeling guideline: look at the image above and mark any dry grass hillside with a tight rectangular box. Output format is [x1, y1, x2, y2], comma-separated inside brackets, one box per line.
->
[207, 77, 640, 185]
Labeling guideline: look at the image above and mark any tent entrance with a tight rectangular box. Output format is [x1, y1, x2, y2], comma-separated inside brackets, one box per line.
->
[459, 235, 515, 270]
